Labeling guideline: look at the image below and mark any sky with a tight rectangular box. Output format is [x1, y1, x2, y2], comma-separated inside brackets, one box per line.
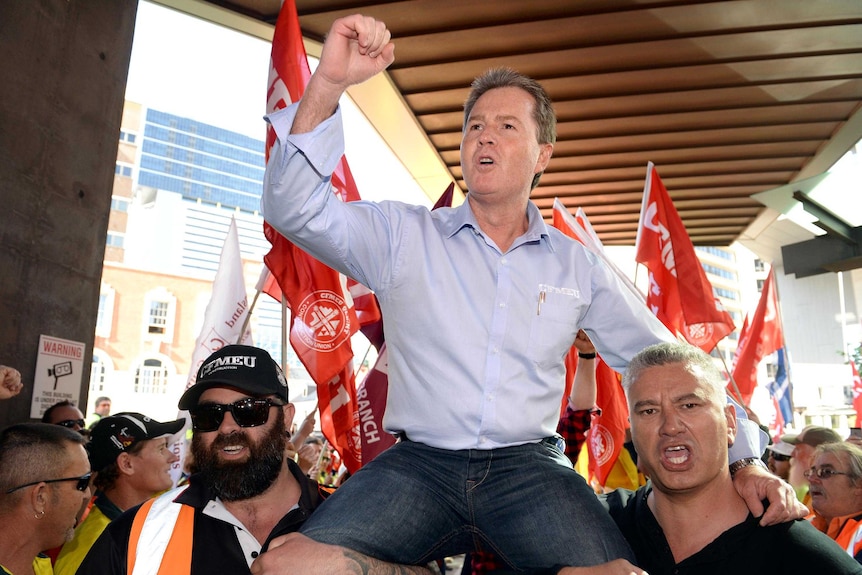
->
[126, 1, 431, 206]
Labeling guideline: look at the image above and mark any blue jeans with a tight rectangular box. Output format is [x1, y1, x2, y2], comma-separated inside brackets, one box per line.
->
[300, 437, 634, 570]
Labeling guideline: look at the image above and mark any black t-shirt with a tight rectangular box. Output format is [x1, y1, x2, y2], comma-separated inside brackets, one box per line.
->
[604, 486, 862, 575]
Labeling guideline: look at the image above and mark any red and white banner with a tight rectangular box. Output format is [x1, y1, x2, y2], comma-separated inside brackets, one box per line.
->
[262, 0, 372, 472]
[635, 162, 735, 352]
[171, 217, 252, 484]
[355, 344, 396, 462]
[184, 217, 253, 390]
[730, 268, 783, 404]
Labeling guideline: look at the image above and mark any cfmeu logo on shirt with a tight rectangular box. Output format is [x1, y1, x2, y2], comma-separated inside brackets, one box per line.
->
[295, 289, 352, 352]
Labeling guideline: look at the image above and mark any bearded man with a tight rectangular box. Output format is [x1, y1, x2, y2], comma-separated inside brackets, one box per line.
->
[75, 345, 330, 575]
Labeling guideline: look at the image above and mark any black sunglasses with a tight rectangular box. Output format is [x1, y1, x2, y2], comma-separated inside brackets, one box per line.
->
[769, 452, 790, 462]
[56, 419, 86, 429]
[5, 472, 92, 494]
[190, 397, 285, 432]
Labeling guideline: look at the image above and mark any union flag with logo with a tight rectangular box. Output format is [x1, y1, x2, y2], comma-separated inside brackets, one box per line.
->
[635, 162, 735, 352]
[262, 0, 376, 472]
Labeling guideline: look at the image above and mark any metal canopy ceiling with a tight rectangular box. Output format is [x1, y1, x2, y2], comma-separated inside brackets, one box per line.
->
[195, 0, 862, 247]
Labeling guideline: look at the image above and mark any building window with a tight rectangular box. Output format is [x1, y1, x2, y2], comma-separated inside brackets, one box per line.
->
[148, 301, 169, 334]
[120, 130, 137, 144]
[143, 288, 176, 340]
[110, 197, 130, 213]
[90, 350, 111, 393]
[134, 358, 169, 394]
[106, 232, 124, 249]
[95, 285, 115, 338]
[754, 259, 766, 272]
[757, 279, 766, 292]
[115, 163, 133, 178]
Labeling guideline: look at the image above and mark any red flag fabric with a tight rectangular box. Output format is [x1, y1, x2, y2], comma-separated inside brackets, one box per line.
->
[587, 362, 629, 486]
[263, 0, 368, 472]
[730, 268, 783, 404]
[552, 201, 628, 487]
[635, 162, 735, 352]
[355, 344, 397, 462]
[851, 360, 862, 425]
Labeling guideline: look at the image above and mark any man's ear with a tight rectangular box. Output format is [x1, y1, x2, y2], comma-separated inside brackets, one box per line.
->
[283, 403, 296, 435]
[116, 452, 135, 475]
[725, 403, 737, 447]
[29, 482, 49, 515]
[534, 143, 553, 174]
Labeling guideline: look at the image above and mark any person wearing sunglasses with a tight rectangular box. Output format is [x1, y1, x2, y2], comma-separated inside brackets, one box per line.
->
[53, 412, 184, 575]
[808, 442, 862, 564]
[765, 440, 794, 482]
[76, 345, 428, 575]
[42, 400, 88, 435]
[0, 422, 90, 575]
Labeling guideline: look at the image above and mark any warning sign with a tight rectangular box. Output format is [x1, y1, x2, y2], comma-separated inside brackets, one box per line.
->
[30, 335, 86, 419]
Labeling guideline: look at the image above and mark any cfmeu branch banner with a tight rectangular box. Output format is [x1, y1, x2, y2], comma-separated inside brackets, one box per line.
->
[30, 335, 86, 418]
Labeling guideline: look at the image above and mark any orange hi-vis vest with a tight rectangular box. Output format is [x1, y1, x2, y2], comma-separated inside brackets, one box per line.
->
[812, 512, 862, 561]
[127, 486, 194, 575]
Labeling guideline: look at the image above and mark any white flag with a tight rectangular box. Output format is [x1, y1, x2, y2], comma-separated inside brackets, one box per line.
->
[169, 217, 252, 485]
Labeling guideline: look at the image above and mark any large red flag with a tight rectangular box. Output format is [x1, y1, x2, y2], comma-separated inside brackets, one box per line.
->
[552, 200, 628, 486]
[730, 268, 783, 404]
[852, 360, 862, 426]
[635, 162, 735, 352]
[263, 0, 372, 472]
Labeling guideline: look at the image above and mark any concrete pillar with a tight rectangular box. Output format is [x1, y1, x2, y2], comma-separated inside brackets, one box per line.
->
[0, 0, 138, 426]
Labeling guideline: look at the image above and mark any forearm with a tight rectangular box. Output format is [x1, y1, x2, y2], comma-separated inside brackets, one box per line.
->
[569, 356, 596, 410]
[340, 549, 437, 575]
[291, 75, 346, 135]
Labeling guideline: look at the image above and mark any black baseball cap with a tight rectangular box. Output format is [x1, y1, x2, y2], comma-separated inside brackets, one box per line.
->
[88, 412, 185, 472]
[178, 345, 289, 410]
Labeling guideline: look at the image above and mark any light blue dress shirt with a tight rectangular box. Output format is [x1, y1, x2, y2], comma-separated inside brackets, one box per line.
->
[262, 103, 764, 457]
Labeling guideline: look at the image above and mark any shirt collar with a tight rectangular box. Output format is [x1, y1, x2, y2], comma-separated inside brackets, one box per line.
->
[438, 198, 555, 252]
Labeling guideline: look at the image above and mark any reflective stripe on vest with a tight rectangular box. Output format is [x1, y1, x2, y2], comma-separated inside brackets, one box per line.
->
[128, 485, 193, 575]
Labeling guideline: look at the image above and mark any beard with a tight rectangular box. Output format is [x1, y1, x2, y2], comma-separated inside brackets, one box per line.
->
[191, 408, 286, 502]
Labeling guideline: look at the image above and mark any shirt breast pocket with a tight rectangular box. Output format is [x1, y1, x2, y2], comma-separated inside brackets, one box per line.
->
[527, 291, 580, 369]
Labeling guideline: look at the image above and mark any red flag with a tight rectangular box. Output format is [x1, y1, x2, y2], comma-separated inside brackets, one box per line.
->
[851, 360, 862, 425]
[635, 162, 735, 352]
[263, 0, 369, 472]
[355, 344, 397, 462]
[587, 362, 629, 486]
[730, 268, 783, 404]
[552, 201, 628, 487]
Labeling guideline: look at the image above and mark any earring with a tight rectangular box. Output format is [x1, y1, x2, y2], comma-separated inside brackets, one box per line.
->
[34, 509, 45, 519]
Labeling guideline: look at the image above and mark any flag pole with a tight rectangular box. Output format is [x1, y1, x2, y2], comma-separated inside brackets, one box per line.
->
[281, 294, 288, 369]
[720, 351, 747, 406]
[237, 286, 262, 344]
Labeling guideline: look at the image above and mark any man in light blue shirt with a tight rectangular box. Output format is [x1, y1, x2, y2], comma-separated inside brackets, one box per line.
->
[255, 14, 800, 575]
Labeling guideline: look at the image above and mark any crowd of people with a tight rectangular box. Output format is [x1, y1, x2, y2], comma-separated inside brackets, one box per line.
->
[2, 10, 862, 575]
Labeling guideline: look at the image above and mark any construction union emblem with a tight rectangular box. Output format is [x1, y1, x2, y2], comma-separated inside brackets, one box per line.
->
[685, 322, 715, 348]
[295, 290, 352, 352]
[589, 423, 615, 467]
